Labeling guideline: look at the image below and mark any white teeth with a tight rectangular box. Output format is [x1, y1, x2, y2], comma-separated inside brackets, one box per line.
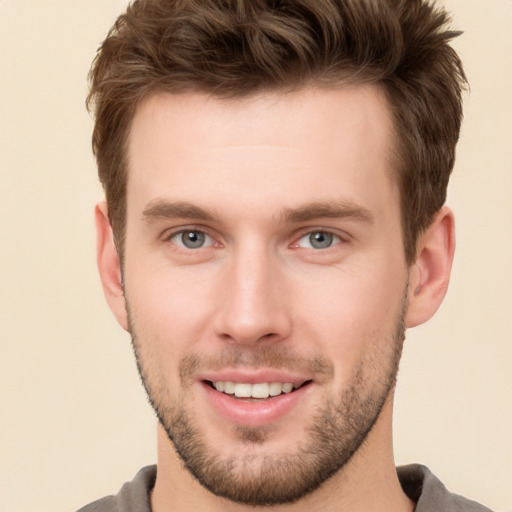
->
[251, 383, 270, 398]
[223, 381, 235, 394]
[282, 382, 293, 393]
[213, 381, 300, 398]
[269, 382, 283, 396]
[234, 383, 252, 398]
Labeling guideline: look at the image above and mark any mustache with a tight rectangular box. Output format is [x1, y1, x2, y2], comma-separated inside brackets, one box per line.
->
[179, 346, 334, 386]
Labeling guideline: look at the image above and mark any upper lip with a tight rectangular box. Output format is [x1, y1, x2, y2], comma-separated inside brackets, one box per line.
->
[198, 369, 314, 385]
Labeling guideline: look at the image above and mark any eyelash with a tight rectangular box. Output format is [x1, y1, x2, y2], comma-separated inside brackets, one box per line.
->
[163, 226, 347, 252]
[292, 228, 345, 250]
[164, 227, 218, 250]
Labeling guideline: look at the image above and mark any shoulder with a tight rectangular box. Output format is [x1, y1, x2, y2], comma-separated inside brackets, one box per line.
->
[397, 464, 494, 512]
[76, 465, 157, 512]
[76, 495, 117, 512]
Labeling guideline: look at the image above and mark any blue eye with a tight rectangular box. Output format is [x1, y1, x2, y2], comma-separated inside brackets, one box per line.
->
[170, 230, 213, 249]
[297, 231, 340, 249]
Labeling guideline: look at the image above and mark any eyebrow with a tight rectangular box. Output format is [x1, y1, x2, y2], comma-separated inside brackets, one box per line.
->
[141, 199, 374, 226]
[142, 200, 215, 222]
[280, 201, 374, 225]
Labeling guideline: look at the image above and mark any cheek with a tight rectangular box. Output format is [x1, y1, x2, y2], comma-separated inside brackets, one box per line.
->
[125, 273, 210, 397]
[292, 263, 406, 361]
[124, 261, 219, 353]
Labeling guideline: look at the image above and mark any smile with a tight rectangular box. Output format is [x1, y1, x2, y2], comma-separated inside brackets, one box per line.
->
[208, 381, 308, 399]
[200, 377, 313, 426]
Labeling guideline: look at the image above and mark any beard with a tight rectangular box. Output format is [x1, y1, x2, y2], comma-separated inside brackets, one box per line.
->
[127, 291, 407, 506]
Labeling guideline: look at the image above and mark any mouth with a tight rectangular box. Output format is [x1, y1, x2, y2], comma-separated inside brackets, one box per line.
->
[205, 380, 312, 400]
[200, 375, 314, 426]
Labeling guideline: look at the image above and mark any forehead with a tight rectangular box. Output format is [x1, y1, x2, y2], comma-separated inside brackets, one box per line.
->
[126, 86, 398, 221]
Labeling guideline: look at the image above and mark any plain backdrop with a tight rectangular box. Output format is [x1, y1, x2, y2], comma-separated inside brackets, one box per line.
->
[1, 1, 511, 511]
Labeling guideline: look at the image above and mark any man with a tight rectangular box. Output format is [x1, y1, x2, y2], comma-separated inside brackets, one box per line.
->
[79, 0, 491, 511]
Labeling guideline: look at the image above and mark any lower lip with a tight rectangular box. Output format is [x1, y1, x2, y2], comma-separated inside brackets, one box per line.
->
[201, 382, 311, 427]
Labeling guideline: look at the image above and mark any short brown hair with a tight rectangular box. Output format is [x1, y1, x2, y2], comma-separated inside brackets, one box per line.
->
[87, 0, 467, 263]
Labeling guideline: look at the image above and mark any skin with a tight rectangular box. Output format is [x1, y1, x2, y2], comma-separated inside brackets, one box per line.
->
[96, 85, 455, 512]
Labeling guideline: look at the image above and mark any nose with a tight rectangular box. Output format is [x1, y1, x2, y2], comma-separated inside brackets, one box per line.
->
[213, 245, 292, 346]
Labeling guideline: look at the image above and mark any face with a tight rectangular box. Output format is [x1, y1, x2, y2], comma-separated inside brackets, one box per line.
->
[122, 86, 411, 505]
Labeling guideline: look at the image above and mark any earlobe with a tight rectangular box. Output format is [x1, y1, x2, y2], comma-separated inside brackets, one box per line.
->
[405, 206, 456, 328]
[95, 202, 129, 331]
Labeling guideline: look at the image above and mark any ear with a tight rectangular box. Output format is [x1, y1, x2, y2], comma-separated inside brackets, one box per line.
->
[406, 206, 456, 328]
[95, 202, 129, 331]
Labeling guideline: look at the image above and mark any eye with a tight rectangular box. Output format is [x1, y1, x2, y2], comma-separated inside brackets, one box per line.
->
[169, 229, 213, 249]
[297, 231, 341, 250]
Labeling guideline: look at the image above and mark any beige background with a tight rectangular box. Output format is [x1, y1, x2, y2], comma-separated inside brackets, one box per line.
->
[0, 1, 511, 511]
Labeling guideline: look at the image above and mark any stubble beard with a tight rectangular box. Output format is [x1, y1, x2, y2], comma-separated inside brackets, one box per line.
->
[128, 293, 407, 506]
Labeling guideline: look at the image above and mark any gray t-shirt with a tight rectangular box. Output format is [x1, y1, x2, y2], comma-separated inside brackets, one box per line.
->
[77, 464, 493, 511]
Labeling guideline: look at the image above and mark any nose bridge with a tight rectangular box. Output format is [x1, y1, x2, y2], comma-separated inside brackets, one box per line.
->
[215, 241, 291, 345]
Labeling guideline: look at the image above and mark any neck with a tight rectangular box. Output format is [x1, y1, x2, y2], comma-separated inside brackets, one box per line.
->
[150, 399, 415, 512]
